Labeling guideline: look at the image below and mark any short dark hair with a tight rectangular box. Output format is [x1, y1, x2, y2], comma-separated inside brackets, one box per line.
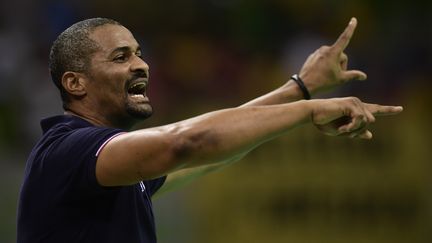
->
[49, 17, 121, 106]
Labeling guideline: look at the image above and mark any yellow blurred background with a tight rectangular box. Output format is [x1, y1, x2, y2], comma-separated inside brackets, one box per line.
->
[0, 0, 430, 242]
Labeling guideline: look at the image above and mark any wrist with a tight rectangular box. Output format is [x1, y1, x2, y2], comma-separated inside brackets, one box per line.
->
[290, 74, 311, 100]
[301, 99, 322, 124]
[292, 99, 317, 125]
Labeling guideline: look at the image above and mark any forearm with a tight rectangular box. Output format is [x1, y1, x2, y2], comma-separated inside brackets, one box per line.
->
[155, 78, 311, 193]
[170, 100, 312, 168]
[132, 100, 313, 176]
[240, 79, 307, 107]
[153, 101, 311, 198]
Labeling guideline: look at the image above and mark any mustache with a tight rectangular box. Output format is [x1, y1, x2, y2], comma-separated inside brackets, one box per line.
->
[125, 72, 148, 87]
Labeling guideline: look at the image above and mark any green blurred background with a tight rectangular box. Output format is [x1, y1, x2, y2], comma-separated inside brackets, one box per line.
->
[0, 0, 431, 242]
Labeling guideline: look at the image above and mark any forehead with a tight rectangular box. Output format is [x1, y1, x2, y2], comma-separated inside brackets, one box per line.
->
[89, 24, 139, 52]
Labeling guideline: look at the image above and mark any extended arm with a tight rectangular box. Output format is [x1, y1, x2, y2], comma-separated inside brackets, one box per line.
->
[97, 97, 402, 187]
[98, 101, 312, 186]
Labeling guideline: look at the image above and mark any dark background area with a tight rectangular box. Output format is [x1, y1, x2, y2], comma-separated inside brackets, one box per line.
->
[0, 0, 431, 242]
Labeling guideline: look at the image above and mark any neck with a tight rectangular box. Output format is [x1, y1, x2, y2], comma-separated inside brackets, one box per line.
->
[64, 107, 136, 130]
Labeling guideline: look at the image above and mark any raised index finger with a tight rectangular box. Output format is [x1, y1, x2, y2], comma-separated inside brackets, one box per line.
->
[332, 17, 358, 52]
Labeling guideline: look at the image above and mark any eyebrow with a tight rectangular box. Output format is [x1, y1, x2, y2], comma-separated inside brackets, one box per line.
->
[109, 46, 141, 56]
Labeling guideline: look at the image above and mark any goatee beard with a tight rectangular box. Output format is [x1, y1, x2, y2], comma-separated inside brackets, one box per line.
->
[125, 103, 153, 119]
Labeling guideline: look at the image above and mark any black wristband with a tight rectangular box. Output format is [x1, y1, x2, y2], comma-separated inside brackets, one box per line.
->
[291, 74, 311, 100]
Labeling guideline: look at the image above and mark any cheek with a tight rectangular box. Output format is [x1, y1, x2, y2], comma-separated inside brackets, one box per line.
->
[86, 65, 129, 101]
[106, 81, 125, 95]
[87, 80, 126, 109]
[105, 84, 127, 105]
[94, 74, 126, 95]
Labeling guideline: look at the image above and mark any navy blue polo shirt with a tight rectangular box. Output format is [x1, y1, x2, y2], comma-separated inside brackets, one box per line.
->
[17, 115, 166, 243]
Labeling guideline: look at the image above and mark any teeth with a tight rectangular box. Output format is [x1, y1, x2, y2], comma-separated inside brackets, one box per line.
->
[128, 82, 147, 96]
[130, 82, 146, 89]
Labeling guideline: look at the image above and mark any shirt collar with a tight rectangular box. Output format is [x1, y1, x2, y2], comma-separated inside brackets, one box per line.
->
[40, 115, 95, 134]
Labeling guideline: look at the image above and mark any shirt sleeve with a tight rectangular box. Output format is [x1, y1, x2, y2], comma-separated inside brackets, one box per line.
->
[45, 126, 124, 196]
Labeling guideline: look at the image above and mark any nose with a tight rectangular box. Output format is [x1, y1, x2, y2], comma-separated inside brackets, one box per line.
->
[130, 55, 149, 77]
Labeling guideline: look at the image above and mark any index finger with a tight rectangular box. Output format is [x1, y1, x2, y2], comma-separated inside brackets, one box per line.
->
[365, 103, 404, 116]
[332, 17, 358, 52]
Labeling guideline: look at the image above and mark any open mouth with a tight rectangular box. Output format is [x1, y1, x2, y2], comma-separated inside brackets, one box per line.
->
[127, 81, 148, 100]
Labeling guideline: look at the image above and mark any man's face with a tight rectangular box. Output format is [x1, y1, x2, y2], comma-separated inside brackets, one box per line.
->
[84, 24, 152, 127]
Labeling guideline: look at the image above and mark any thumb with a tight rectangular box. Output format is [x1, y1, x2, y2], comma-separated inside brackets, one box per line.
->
[341, 70, 367, 82]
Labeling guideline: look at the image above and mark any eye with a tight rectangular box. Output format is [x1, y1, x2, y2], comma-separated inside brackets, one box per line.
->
[113, 54, 128, 62]
[136, 51, 143, 59]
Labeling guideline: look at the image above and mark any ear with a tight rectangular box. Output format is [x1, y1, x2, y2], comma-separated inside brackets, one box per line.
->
[61, 71, 87, 97]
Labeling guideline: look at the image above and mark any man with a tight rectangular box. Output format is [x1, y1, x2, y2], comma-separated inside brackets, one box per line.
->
[17, 17, 402, 242]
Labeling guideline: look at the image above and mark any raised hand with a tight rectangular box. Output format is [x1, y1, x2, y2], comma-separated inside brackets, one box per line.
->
[310, 97, 403, 139]
[298, 17, 367, 94]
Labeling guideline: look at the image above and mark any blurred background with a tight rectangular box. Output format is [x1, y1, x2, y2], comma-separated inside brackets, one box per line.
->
[1, 0, 431, 242]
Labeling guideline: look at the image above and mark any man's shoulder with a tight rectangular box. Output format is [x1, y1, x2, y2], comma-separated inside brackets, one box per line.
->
[39, 115, 122, 144]
[30, 115, 123, 165]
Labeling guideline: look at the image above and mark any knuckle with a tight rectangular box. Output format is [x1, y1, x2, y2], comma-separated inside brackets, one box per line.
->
[347, 96, 359, 103]
[340, 53, 348, 60]
[318, 45, 331, 54]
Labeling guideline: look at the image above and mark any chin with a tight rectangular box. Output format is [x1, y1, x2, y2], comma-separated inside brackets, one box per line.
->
[126, 104, 153, 120]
